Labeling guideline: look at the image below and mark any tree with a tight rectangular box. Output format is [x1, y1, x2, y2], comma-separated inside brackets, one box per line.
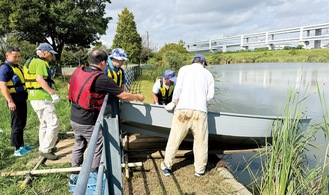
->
[112, 8, 142, 64]
[140, 46, 154, 64]
[0, 0, 112, 74]
[0, 35, 38, 65]
[155, 40, 187, 61]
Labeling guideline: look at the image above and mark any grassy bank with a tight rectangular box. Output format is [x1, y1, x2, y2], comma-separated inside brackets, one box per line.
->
[0, 78, 73, 195]
[207, 48, 329, 64]
[154, 48, 329, 70]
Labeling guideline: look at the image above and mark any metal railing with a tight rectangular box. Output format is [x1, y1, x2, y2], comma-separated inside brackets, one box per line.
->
[73, 95, 124, 195]
[186, 23, 329, 52]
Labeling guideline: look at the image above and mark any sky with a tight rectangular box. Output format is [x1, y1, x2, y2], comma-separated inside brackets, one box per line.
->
[101, 0, 329, 50]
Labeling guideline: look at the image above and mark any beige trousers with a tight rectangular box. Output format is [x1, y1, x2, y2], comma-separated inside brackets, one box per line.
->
[161, 109, 208, 174]
[30, 100, 59, 153]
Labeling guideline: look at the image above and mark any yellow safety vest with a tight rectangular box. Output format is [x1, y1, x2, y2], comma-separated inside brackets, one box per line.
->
[107, 68, 123, 87]
[23, 57, 53, 89]
[159, 80, 174, 98]
[2, 63, 26, 94]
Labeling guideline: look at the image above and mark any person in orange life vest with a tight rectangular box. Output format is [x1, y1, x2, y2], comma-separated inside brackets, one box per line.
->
[152, 70, 176, 105]
[68, 49, 144, 175]
[0, 46, 32, 157]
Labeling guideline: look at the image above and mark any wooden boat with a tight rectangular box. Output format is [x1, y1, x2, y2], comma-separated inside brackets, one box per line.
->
[120, 101, 311, 147]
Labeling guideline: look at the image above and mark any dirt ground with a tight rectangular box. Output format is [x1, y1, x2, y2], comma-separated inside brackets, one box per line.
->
[122, 155, 237, 195]
[25, 134, 250, 194]
[121, 135, 250, 195]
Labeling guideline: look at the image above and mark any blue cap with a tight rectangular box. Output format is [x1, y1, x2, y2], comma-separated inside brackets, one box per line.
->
[109, 48, 128, 61]
[192, 54, 207, 66]
[37, 43, 58, 54]
[163, 70, 176, 83]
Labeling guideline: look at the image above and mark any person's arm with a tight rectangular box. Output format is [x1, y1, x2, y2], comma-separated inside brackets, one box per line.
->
[36, 75, 55, 95]
[122, 69, 127, 91]
[153, 93, 159, 104]
[152, 80, 160, 104]
[116, 91, 144, 102]
[0, 81, 16, 111]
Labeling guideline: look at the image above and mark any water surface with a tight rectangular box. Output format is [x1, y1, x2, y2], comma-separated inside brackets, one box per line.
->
[208, 62, 329, 184]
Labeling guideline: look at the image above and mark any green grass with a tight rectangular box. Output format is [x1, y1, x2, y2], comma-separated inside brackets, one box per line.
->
[129, 74, 154, 104]
[206, 48, 329, 64]
[0, 77, 73, 195]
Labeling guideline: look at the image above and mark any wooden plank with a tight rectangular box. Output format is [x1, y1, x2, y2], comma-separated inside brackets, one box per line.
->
[45, 139, 74, 166]
[2, 163, 143, 177]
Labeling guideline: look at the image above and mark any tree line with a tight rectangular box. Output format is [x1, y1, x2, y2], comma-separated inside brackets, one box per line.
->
[0, 1, 156, 74]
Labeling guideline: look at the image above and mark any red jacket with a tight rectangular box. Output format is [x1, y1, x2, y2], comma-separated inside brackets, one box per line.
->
[69, 66, 105, 111]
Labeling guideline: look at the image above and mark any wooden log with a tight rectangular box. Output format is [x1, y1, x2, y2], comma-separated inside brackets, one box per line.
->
[1, 162, 143, 177]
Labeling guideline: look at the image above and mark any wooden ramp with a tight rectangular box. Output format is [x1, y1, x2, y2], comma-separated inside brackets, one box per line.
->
[27, 139, 75, 167]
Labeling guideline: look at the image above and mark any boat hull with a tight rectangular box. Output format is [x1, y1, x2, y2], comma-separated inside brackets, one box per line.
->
[120, 101, 311, 147]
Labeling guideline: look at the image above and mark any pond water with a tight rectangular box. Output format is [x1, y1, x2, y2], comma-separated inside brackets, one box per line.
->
[208, 62, 329, 185]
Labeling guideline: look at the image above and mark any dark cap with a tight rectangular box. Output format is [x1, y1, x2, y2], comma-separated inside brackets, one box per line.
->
[163, 70, 176, 83]
[192, 54, 207, 66]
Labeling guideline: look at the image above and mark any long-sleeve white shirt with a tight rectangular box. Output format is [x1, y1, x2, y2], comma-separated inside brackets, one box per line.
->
[172, 63, 214, 113]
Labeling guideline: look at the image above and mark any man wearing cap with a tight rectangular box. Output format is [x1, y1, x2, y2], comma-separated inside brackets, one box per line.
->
[23, 43, 60, 160]
[152, 70, 176, 105]
[161, 54, 214, 177]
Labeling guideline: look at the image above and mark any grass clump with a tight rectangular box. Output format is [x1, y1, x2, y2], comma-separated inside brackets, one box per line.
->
[248, 83, 329, 194]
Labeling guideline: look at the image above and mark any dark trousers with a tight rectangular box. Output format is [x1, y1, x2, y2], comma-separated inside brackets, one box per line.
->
[10, 101, 27, 149]
[70, 120, 103, 172]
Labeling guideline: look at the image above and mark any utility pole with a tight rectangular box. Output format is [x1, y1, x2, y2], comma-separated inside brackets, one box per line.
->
[146, 31, 149, 49]
[146, 31, 149, 64]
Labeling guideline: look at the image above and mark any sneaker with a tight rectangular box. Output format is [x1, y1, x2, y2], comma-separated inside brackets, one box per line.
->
[14, 147, 30, 156]
[23, 145, 34, 150]
[162, 168, 171, 176]
[69, 174, 78, 185]
[194, 172, 205, 177]
[39, 151, 59, 160]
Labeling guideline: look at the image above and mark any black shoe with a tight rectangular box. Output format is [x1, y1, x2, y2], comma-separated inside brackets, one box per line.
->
[51, 147, 57, 153]
[39, 151, 59, 160]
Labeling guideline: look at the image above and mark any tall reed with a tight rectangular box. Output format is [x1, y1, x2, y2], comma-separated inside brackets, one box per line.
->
[248, 84, 329, 194]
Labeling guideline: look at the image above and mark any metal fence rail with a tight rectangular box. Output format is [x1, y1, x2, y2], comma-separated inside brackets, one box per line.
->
[125, 65, 142, 92]
[72, 95, 124, 195]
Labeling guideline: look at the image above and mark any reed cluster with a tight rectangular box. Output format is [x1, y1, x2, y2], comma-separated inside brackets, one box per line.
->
[248, 83, 329, 194]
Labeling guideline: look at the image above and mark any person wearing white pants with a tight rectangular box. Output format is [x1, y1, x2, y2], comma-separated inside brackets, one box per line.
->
[24, 43, 60, 160]
[161, 54, 214, 177]
[30, 100, 59, 156]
